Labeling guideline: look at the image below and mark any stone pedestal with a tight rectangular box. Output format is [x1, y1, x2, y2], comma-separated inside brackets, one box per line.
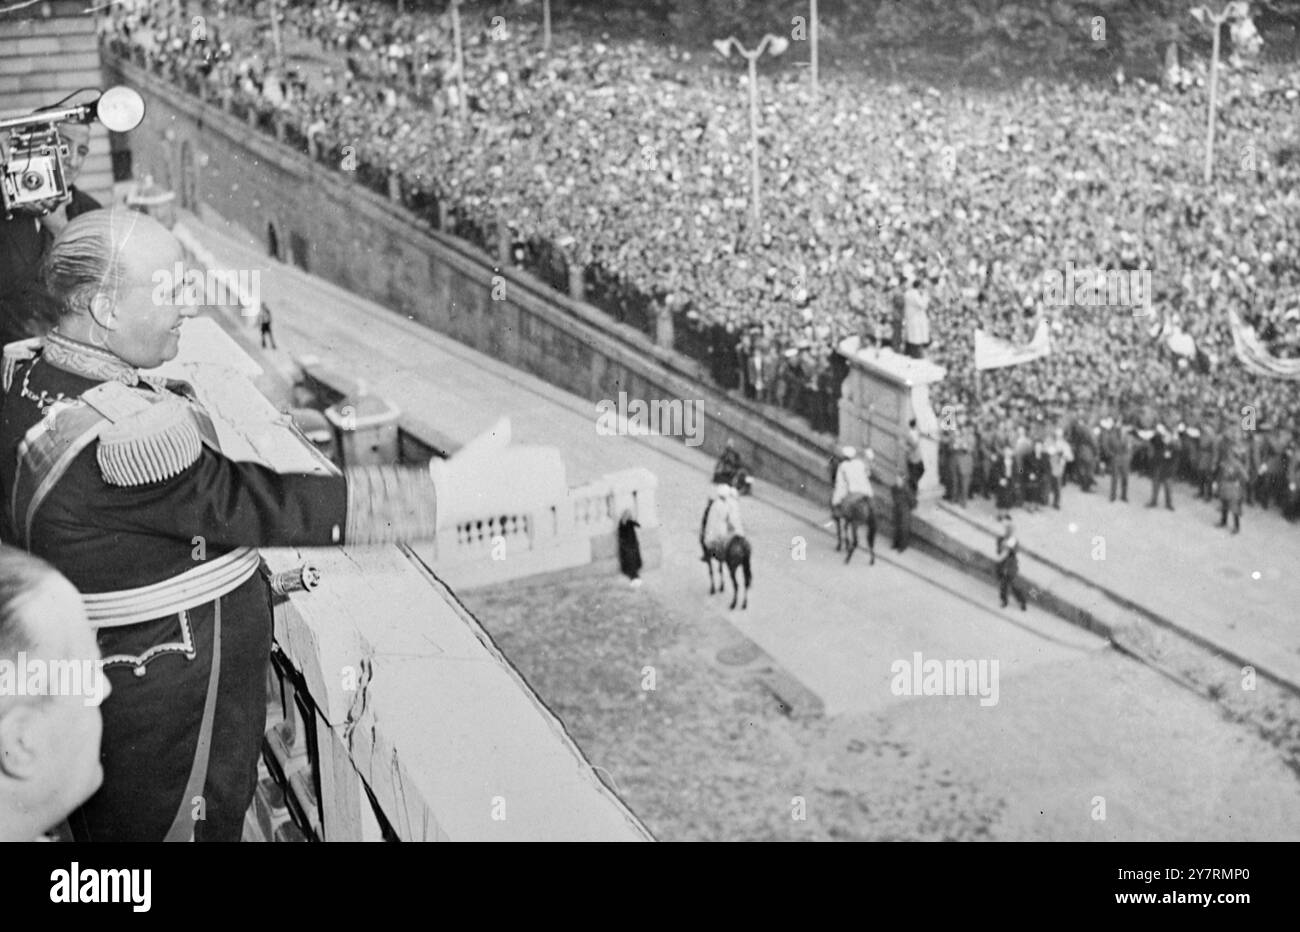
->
[837, 338, 947, 501]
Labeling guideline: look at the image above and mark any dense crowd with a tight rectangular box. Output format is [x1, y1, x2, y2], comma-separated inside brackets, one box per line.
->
[102, 1, 1300, 500]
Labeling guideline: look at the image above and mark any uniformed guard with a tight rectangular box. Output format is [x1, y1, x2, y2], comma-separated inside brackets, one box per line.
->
[0, 209, 516, 841]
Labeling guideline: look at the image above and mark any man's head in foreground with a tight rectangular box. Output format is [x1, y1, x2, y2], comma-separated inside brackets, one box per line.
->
[42, 207, 196, 369]
[0, 547, 108, 842]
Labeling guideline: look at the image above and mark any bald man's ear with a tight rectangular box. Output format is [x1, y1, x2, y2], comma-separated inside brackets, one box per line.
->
[0, 704, 41, 780]
[88, 292, 117, 331]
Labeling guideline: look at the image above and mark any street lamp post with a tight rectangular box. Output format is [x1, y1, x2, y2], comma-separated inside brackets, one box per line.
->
[268, 0, 284, 66]
[810, 0, 819, 103]
[451, 0, 467, 123]
[713, 33, 789, 234]
[1190, 2, 1249, 184]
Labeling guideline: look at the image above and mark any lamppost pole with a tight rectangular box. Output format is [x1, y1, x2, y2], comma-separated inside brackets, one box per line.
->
[810, 0, 819, 103]
[1191, 2, 1248, 184]
[452, 0, 467, 123]
[714, 34, 789, 235]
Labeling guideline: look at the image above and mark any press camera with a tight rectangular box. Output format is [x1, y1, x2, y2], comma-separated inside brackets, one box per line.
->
[0, 86, 145, 217]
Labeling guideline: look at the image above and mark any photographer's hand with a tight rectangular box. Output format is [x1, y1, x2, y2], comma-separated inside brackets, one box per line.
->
[9, 195, 66, 219]
[38, 199, 72, 236]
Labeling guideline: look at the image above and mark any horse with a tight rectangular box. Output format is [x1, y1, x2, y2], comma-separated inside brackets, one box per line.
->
[699, 487, 753, 610]
[834, 493, 877, 565]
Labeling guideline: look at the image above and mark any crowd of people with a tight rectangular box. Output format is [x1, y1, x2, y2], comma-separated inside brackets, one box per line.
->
[101, 1, 1300, 508]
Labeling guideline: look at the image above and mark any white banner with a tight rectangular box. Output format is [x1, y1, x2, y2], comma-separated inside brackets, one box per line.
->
[974, 320, 1051, 371]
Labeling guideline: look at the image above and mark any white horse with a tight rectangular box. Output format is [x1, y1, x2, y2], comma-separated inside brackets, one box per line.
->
[700, 485, 752, 609]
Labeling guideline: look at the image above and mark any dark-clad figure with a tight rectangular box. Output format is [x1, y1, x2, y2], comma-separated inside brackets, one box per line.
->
[1146, 423, 1178, 511]
[995, 515, 1028, 611]
[992, 444, 1020, 512]
[0, 209, 497, 842]
[0, 123, 101, 348]
[890, 473, 915, 552]
[1216, 450, 1246, 534]
[617, 509, 643, 586]
[1195, 421, 1219, 501]
[951, 421, 974, 508]
[1100, 420, 1131, 503]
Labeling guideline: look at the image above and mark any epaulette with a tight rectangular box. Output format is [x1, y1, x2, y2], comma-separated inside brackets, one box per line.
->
[85, 383, 203, 487]
[2, 337, 43, 392]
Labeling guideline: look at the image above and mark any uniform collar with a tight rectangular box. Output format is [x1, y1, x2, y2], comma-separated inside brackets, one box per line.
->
[42, 330, 151, 388]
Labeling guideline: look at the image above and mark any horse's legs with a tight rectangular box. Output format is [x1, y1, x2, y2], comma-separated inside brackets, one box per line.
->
[834, 514, 843, 551]
[706, 555, 716, 594]
[728, 561, 738, 610]
[867, 514, 877, 566]
[844, 521, 856, 564]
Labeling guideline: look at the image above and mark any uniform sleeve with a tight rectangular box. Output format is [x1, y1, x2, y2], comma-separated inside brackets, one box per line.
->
[78, 444, 439, 549]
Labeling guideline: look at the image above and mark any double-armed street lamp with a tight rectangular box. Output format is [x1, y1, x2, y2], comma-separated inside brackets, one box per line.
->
[713, 33, 789, 234]
[1190, 1, 1250, 184]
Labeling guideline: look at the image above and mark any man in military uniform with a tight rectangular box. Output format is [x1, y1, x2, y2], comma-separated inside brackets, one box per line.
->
[1145, 423, 1178, 511]
[1216, 448, 1246, 534]
[1194, 418, 1219, 501]
[1099, 419, 1130, 503]
[0, 209, 507, 841]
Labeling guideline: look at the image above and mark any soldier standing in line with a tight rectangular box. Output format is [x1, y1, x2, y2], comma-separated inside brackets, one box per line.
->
[1146, 423, 1178, 511]
[1195, 417, 1219, 501]
[0, 209, 531, 842]
[1216, 448, 1246, 534]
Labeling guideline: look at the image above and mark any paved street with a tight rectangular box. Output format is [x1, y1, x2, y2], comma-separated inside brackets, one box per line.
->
[182, 211, 1300, 839]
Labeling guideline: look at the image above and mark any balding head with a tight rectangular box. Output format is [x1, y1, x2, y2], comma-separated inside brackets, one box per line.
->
[42, 208, 194, 369]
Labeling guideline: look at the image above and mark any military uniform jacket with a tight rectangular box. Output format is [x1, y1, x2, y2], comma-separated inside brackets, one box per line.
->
[0, 333, 438, 842]
[0, 335, 349, 596]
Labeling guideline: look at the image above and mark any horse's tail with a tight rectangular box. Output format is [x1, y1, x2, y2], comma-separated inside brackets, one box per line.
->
[736, 537, 753, 589]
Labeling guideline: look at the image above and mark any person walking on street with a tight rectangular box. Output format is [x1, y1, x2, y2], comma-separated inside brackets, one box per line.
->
[995, 514, 1028, 611]
[258, 303, 277, 350]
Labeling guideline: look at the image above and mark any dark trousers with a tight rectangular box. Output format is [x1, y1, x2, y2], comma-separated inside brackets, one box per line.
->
[953, 458, 971, 507]
[892, 501, 911, 550]
[70, 577, 271, 842]
[1048, 473, 1062, 508]
[1109, 464, 1128, 502]
[1218, 499, 1241, 532]
[1148, 472, 1174, 508]
[998, 566, 1027, 609]
[907, 460, 925, 496]
[260, 325, 276, 349]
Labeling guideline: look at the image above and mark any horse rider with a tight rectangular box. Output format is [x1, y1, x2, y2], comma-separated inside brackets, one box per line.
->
[832, 445, 875, 516]
[701, 482, 744, 553]
[713, 438, 752, 494]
